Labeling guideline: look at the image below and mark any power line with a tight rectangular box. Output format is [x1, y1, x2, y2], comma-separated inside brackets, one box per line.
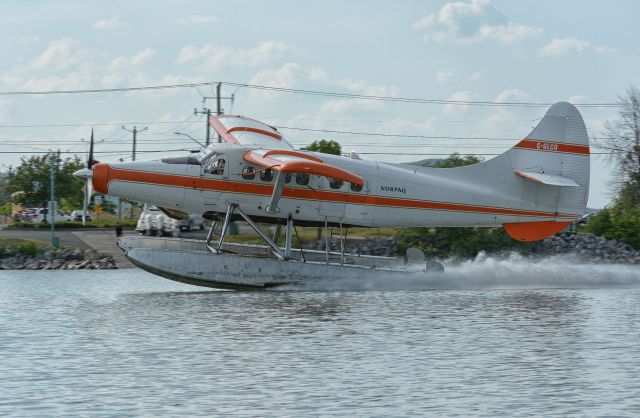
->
[0, 120, 203, 128]
[0, 149, 192, 154]
[222, 82, 619, 108]
[0, 80, 620, 108]
[0, 82, 218, 96]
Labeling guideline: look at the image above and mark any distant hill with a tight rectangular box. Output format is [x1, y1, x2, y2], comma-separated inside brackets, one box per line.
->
[405, 158, 444, 167]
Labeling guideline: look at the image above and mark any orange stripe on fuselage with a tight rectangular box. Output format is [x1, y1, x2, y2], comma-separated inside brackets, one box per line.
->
[514, 139, 590, 155]
[104, 168, 579, 220]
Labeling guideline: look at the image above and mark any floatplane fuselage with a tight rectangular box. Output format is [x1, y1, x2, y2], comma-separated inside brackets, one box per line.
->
[75, 102, 590, 289]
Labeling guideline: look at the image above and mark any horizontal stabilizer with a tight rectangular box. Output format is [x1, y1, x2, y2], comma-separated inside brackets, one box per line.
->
[515, 170, 579, 187]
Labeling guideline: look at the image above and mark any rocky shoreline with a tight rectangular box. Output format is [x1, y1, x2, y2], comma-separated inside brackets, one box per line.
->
[304, 232, 640, 264]
[530, 232, 640, 264]
[0, 248, 117, 270]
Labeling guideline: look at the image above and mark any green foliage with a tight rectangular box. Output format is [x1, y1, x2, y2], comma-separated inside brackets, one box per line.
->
[586, 85, 640, 250]
[304, 140, 342, 155]
[431, 152, 483, 168]
[95, 199, 117, 214]
[398, 226, 527, 258]
[0, 201, 11, 215]
[8, 219, 137, 229]
[6, 153, 84, 209]
[586, 205, 640, 250]
[0, 241, 41, 258]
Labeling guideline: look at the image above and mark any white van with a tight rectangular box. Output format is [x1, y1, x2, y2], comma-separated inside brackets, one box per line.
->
[135, 205, 178, 236]
[28, 208, 71, 223]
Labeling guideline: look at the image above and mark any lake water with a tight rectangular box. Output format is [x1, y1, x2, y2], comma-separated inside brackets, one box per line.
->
[2, 256, 640, 417]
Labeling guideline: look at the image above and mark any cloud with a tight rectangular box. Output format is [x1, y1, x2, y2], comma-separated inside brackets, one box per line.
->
[469, 71, 482, 81]
[109, 47, 156, 70]
[30, 37, 82, 70]
[0, 99, 12, 122]
[568, 94, 587, 104]
[7, 65, 96, 92]
[247, 62, 399, 110]
[249, 62, 303, 89]
[93, 17, 125, 29]
[437, 70, 455, 83]
[443, 90, 474, 114]
[538, 37, 616, 57]
[414, 0, 541, 44]
[178, 15, 218, 24]
[494, 88, 529, 103]
[177, 41, 291, 72]
[485, 88, 531, 124]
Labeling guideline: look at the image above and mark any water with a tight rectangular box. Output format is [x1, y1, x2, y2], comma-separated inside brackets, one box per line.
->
[1, 258, 640, 417]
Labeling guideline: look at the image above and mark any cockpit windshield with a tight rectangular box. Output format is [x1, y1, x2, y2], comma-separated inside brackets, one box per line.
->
[195, 146, 220, 164]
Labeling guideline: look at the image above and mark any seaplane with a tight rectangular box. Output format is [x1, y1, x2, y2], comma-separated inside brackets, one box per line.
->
[74, 101, 590, 289]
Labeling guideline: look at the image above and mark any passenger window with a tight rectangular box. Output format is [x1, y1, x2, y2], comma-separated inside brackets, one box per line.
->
[329, 178, 343, 190]
[204, 159, 225, 175]
[295, 173, 309, 185]
[242, 166, 255, 180]
[350, 182, 363, 192]
[285, 173, 292, 184]
[260, 169, 274, 182]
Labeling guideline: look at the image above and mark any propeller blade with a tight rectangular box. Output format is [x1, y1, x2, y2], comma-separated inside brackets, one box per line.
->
[88, 128, 96, 169]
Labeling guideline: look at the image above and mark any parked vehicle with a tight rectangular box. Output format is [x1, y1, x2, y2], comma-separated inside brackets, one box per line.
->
[28, 207, 71, 223]
[70, 210, 93, 222]
[135, 205, 178, 236]
[177, 213, 206, 232]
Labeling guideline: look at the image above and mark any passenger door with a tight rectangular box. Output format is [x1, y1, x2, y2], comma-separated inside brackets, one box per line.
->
[199, 156, 231, 212]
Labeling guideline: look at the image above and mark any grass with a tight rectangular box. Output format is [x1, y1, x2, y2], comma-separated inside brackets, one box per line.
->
[0, 238, 48, 258]
[221, 225, 400, 246]
[8, 219, 138, 229]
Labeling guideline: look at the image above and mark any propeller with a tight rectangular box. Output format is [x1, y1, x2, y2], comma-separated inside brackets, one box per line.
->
[73, 128, 99, 225]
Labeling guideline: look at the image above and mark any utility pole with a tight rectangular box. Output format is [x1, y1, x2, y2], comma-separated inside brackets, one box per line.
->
[206, 108, 212, 146]
[50, 151, 59, 248]
[195, 82, 234, 145]
[122, 125, 148, 161]
[194, 107, 212, 146]
[216, 82, 222, 143]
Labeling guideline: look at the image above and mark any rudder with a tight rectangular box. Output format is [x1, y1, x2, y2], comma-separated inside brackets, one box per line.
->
[504, 102, 590, 241]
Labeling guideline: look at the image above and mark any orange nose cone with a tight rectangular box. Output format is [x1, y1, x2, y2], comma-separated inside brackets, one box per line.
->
[92, 163, 111, 194]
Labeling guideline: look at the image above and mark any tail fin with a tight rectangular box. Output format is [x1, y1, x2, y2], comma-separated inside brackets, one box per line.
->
[502, 101, 590, 241]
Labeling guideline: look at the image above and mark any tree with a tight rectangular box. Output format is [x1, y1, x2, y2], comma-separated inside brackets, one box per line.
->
[304, 140, 342, 155]
[431, 153, 483, 168]
[599, 84, 640, 201]
[585, 85, 640, 249]
[6, 153, 84, 211]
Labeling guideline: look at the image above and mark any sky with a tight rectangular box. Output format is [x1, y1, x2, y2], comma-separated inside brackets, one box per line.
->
[1, 0, 639, 208]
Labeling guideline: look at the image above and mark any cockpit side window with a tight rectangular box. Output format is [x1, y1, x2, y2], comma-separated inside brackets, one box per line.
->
[204, 159, 225, 175]
[196, 147, 221, 165]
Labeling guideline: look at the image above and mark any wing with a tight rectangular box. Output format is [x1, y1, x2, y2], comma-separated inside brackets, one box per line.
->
[244, 149, 365, 213]
[244, 149, 364, 186]
[210, 115, 294, 149]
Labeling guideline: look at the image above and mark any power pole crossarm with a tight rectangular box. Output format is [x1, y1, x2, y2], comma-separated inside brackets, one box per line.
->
[122, 125, 148, 161]
[195, 82, 234, 145]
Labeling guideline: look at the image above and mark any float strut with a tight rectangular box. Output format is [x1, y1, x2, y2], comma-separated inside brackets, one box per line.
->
[235, 206, 285, 260]
[273, 224, 283, 243]
[285, 214, 293, 259]
[324, 219, 329, 263]
[216, 203, 236, 253]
